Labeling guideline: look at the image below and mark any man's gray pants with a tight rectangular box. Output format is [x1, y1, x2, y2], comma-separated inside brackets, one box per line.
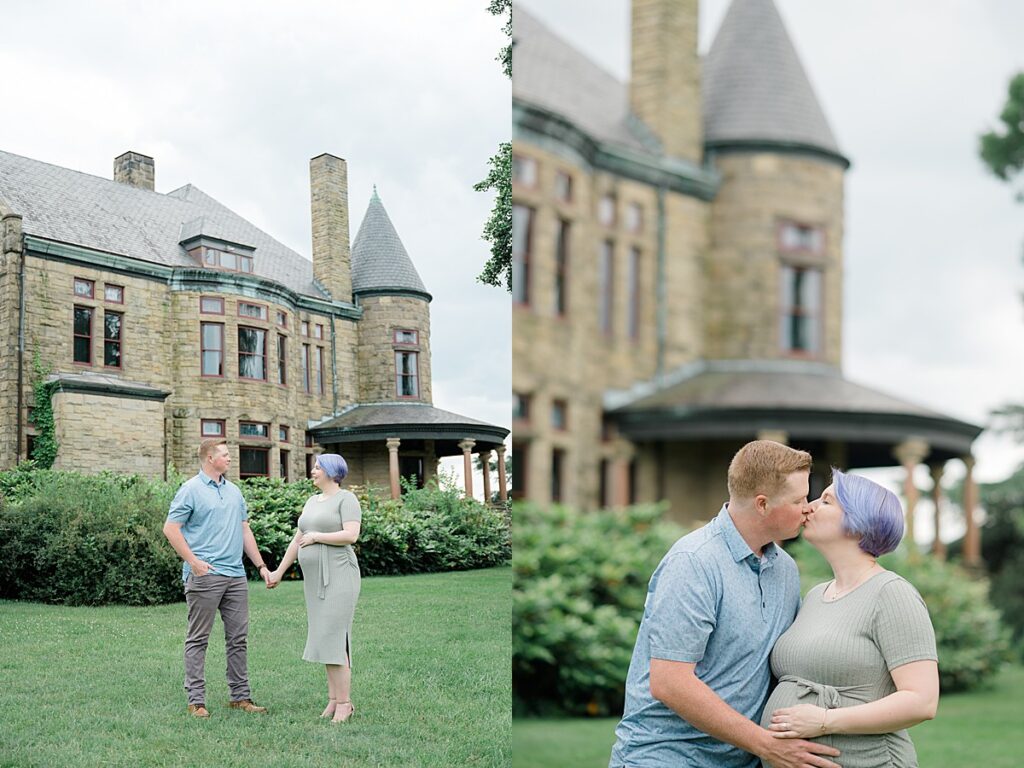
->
[183, 574, 251, 706]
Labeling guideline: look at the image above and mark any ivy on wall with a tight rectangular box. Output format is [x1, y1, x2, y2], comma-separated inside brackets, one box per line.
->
[30, 352, 58, 468]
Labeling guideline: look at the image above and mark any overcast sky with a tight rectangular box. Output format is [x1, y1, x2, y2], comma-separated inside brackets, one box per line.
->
[517, 0, 1024, 528]
[0, 0, 511, 488]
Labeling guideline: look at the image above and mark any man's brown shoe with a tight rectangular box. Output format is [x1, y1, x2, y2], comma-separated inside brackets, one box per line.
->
[228, 699, 267, 714]
[187, 704, 210, 718]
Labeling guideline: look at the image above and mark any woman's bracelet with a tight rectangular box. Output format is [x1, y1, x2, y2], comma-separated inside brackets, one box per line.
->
[820, 708, 829, 734]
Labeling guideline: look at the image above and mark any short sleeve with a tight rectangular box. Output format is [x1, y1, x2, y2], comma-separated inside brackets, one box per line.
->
[339, 491, 362, 525]
[872, 577, 938, 670]
[166, 482, 193, 525]
[238, 487, 248, 521]
[647, 552, 718, 664]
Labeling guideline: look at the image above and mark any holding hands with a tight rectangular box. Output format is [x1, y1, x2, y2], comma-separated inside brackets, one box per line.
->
[769, 704, 829, 739]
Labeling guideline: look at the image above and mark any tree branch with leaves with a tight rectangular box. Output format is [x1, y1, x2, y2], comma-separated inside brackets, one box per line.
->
[476, 0, 512, 292]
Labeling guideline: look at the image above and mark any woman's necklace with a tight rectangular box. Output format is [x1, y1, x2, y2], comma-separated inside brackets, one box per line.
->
[825, 561, 878, 601]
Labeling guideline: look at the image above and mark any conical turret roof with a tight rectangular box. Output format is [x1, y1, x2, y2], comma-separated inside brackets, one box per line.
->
[703, 0, 846, 164]
[351, 188, 430, 300]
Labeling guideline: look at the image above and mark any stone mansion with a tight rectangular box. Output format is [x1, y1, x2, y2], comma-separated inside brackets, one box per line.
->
[0, 149, 507, 496]
[512, 0, 983, 551]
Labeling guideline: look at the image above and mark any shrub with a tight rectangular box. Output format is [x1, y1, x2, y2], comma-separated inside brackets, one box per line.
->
[0, 468, 511, 606]
[0, 470, 181, 606]
[513, 502, 685, 717]
[787, 539, 1012, 692]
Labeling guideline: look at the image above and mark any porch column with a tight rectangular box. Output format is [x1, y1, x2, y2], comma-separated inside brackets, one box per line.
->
[459, 438, 476, 499]
[929, 463, 946, 561]
[386, 437, 401, 500]
[481, 448, 493, 502]
[497, 445, 508, 502]
[962, 455, 981, 567]
[894, 438, 929, 557]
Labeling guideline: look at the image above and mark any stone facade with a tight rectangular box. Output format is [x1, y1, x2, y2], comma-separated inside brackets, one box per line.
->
[513, 2, 848, 522]
[356, 295, 432, 404]
[0, 150, 506, 492]
[52, 391, 165, 476]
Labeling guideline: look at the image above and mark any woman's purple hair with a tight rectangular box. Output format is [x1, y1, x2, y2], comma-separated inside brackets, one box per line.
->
[316, 453, 349, 483]
[832, 468, 904, 556]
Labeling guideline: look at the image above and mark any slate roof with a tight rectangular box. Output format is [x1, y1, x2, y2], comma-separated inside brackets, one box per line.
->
[607, 360, 959, 418]
[514, 2, 844, 163]
[0, 149, 332, 298]
[350, 189, 430, 299]
[703, 0, 843, 158]
[512, 6, 655, 155]
[309, 403, 508, 448]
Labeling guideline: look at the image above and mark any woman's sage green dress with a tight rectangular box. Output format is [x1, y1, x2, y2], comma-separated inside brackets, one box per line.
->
[760, 571, 937, 768]
[297, 490, 362, 666]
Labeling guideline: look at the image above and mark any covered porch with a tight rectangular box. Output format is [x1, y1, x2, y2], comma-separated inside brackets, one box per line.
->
[605, 360, 984, 562]
[308, 403, 509, 501]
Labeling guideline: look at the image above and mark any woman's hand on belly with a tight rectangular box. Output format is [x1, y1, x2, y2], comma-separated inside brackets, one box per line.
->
[769, 704, 829, 739]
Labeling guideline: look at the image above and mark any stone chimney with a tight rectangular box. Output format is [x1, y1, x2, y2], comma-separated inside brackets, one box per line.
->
[630, 0, 702, 162]
[309, 153, 352, 303]
[113, 151, 155, 191]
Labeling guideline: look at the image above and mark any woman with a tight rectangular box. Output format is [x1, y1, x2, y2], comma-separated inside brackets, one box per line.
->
[268, 453, 362, 723]
[761, 469, 939, 767]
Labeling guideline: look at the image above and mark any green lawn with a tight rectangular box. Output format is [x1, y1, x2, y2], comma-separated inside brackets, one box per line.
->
[0, 567, 511, 768]
[512, 664, 1024, 768]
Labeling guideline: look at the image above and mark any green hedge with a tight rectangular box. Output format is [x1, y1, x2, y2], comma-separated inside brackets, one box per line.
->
[0, 467, 182, 605]
[512, 502, 685, 717]
[513, 503, 1013, 717]
[0, 467, 510, 606]
[786, 539, 1011, 692]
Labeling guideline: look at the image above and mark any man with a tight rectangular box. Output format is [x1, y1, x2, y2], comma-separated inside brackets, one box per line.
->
[163, 438, 271, 718]
[609, 441, 842, 768]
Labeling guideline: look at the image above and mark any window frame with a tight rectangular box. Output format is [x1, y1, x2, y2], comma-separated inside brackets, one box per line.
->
[395, 350, 420, 399]
[103, 309, 124, 370]
[104, 284, 125, 304]
[599, 239, 615, 337]
[279, 449, 290, 481]
[279, 425, 290, 443]
[199, 296, 225, 315]
[554, 170, 573, 203]
[200, 322, 225, 378]
[301, 343, 311, 393]
[315, 346, 325, 395]
[551, 399, 568, 431]
[200, 419, 226, 437]
[276, 333, 287, 386]
[628, 246, 642, 341]
[779, 263, 824, 357]
[239, 421, 271, 440]
[551, 448, 566, 503]
[554, 218, 570, 317]
[237, 325, 268, 382]
[73, 305, 93, 366]
[512, 153, 538, 189]
[237, 301, 269, 322]
[239, 446, 270, 479]
[513, 392, 531, 423]
[73, 277, 95, 299]
[512, 204, 534, 306]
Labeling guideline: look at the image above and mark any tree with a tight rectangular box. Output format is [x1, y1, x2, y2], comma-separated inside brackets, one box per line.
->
[980, 73, 1024, 435]
[980, 72, 1024, 199]
[475, 0, 512, 292]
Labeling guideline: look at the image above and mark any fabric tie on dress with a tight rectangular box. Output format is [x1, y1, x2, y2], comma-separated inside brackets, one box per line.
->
[316, 543, 330, 600]
[777, 675, 874, 708]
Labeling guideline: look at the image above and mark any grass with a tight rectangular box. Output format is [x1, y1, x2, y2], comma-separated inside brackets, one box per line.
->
[0, 567, 510, 768]
[512, 664, 1024, 768]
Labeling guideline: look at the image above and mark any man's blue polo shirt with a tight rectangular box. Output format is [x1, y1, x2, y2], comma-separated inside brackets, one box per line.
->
[609, 506, 801, 768]
[166, 470, 248, 582]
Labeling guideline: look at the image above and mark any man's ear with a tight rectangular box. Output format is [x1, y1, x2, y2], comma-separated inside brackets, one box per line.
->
[754, 494, 770, 516]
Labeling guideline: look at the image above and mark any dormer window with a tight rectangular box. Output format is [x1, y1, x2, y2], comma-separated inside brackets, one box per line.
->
[195, 246, 253, 273]
[180, 224, 256, 275]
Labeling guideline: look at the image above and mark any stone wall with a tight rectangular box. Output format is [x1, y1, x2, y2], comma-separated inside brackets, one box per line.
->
[0, 214, 23, 468]
[4, 252, 383, 481]
[704, 152, 845, 365]
[310, 154, 353, 304]
[630, 0, 702, 163]
[355, 295, 432, 404]
[511, 141, 707, 508]
[51, 391, 165, 476]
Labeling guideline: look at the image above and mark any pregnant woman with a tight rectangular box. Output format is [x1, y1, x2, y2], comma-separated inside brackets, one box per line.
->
[761, 470, 939, 767]
[269, 453, 362, 723]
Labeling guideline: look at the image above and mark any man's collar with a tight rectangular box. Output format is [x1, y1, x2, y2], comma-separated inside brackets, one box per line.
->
[199, 469, 225, 487]
[718, 505, 778, 563]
